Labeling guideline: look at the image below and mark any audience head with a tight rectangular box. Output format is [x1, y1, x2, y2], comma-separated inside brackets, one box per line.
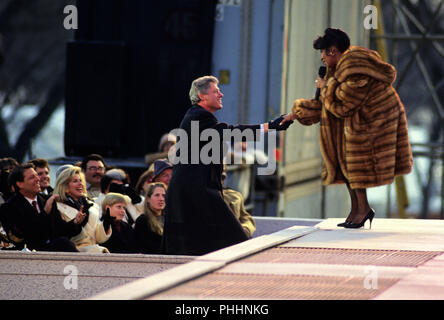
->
[135, 168, 155, 196]
[152, 159, 173, 186]
[0, 157, 19, 172]
[80, 154, 106, 188]
[8, 163, 40, 198]
[144, 182, 167, 216]
[54, 166, 87, 202]
[102, 192, 131, 222]
[29, 158, 51, 191]
[55, 164, 75, 180]
[0, 157, 19, 198]
[158, 132, 177, 153]
[143, 182, 167, 235]
[100, 168, 141, 204]
[100, 168, 127, 194]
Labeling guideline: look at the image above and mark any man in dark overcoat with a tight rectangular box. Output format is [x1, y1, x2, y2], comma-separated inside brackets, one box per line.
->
[162, 76, 292, 255]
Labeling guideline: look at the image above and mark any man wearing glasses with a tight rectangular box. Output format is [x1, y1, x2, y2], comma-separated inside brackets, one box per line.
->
[80, 154, 106, 198]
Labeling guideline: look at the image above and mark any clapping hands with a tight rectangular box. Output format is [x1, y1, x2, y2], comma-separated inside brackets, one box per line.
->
[73, 205, 87, 225]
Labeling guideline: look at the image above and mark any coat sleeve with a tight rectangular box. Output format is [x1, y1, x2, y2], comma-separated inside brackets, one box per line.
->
[291, 98, 322, 125]
[199, 112, 261, 140]
[52, 207, 82, 238]
[323, 75, 371, 118]
[95, 221, 111, 244]
[89, 205, 111, 244]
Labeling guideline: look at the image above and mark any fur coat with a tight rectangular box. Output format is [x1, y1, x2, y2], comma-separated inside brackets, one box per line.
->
[292, 46, 413, 189]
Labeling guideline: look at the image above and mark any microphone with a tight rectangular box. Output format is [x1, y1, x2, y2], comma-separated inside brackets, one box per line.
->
[315, 66, 327, 100]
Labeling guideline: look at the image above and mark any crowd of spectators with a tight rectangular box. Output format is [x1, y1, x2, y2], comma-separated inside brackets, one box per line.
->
[0, 134, 256, 255]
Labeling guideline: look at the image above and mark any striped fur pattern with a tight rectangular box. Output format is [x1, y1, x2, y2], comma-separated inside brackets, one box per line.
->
[292, 46, 413, 189]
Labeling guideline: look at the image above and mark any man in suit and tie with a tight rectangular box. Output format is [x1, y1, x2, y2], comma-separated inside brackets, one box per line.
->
[0, 163, 84, 252]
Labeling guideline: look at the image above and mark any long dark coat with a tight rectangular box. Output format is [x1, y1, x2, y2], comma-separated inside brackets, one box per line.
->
[162, 105, 260, 255]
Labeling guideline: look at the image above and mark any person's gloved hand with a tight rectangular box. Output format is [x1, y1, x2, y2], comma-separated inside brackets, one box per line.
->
[101, 208, 115, 233]
[268, 114, 293, 131]
[82, 199, 94, 213]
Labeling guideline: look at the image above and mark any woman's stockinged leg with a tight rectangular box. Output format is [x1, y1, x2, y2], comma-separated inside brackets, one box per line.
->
[352, 188, 372, 223]
[337, 181, 358, 227]
[345, 181, 358, 223]
[339, 184, 374, 228]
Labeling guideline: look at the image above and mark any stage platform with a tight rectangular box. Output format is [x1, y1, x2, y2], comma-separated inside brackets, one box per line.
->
[0, 251, 192, 300]
[1, 218, 444, 300]
[91, 218, 444, 300]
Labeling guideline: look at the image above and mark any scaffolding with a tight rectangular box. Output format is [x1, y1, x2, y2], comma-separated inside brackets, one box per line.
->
[370, 0, 444, 219]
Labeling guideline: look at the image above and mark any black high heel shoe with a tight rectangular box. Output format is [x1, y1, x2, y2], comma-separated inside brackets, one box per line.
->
[337, 214, 353, 227]
[337, 221, 350, 227]
[344, 209, 375, 229]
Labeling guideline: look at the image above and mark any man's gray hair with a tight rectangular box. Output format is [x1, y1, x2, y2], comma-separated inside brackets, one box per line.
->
[189, 75, 218, 105]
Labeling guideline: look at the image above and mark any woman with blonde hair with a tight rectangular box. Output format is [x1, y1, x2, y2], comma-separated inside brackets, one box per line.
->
[135, 182, 166, 254]
[53, 166, 112, 253]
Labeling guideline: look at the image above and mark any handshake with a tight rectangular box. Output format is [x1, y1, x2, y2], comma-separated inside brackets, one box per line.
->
[267, 114, 294, 131]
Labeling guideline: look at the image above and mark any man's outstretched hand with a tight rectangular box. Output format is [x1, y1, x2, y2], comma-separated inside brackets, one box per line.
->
[279, 113, 297, 126]
[268, 114, 294, 131]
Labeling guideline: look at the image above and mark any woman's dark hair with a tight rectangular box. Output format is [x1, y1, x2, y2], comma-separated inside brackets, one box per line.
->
[313, 28, 350, 53]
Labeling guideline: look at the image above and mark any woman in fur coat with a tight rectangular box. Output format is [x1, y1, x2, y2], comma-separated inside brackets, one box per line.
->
[282, 28, 413, 228]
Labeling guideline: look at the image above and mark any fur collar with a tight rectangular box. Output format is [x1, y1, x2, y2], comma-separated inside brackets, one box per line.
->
[334, 46, 396, 84]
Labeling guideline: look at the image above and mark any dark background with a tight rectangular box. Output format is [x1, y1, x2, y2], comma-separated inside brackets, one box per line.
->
[65, 0, 217, 158]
